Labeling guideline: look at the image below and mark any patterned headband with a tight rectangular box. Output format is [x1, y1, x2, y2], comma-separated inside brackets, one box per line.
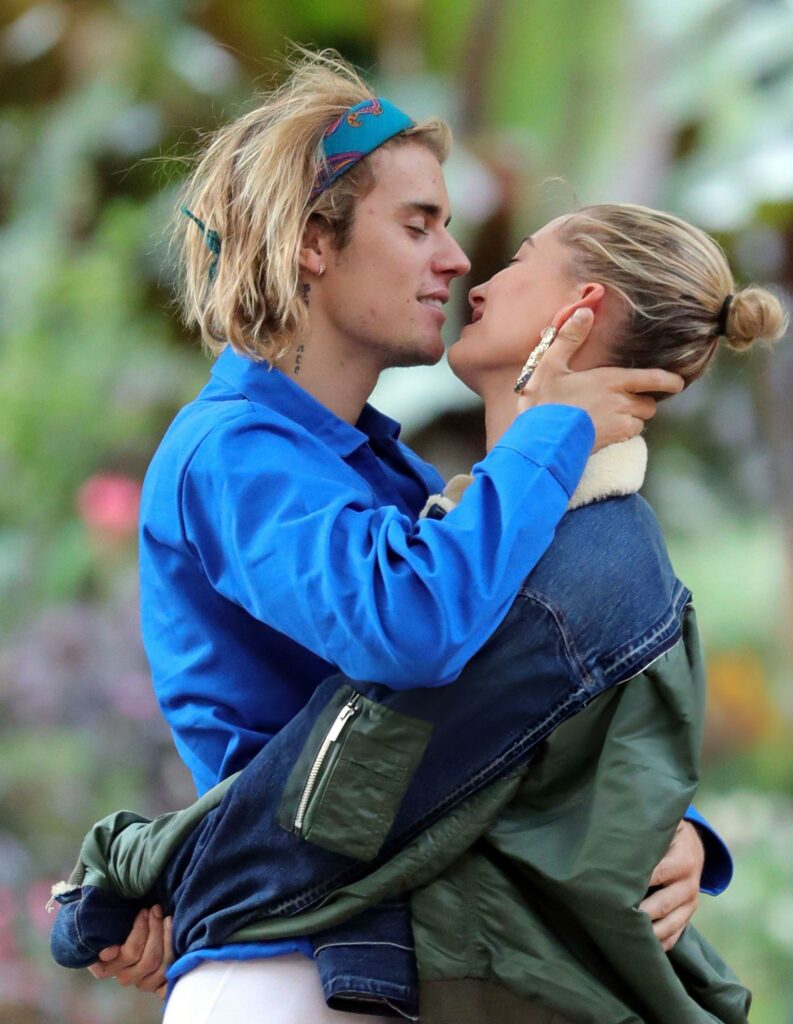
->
[310, 96, 414, 200]
[181, 97, 414, 278]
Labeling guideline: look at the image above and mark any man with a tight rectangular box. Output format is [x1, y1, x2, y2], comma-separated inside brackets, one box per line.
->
[89, 51, 728, 1017]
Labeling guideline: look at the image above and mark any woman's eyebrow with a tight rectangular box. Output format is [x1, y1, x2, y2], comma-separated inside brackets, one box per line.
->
[520, 235, 536, 248]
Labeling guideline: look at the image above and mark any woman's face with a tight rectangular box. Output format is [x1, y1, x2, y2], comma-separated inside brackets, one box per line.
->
[448, 217, 586, 392]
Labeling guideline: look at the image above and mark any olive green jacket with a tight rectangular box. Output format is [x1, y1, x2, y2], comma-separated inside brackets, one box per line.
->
[57, 608, 749, 1024]
[235, 609, 750, 1024]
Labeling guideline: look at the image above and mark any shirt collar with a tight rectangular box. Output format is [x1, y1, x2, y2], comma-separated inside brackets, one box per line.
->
[210, 347, 401, 456]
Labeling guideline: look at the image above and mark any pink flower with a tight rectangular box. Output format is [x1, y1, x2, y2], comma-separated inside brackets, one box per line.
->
[76, 474, 142, 537]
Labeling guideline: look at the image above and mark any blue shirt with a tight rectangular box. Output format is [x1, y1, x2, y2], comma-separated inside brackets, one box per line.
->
[140, 347, 595, 795]
[138, 347, 729, 984]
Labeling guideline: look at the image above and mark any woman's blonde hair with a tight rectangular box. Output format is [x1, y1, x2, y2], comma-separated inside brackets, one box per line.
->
[558, 204, 787, 390]
[173, 49, 450, 362]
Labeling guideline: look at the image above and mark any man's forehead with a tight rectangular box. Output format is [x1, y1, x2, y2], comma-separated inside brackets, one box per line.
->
[369, 144, 450, 211]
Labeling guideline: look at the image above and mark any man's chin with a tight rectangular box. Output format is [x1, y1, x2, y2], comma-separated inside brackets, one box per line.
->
[383, 335, 445, 370]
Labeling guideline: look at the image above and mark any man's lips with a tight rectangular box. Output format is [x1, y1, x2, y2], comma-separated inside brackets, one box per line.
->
[418, 293, 449, 322]
[418, 292, 449, 309]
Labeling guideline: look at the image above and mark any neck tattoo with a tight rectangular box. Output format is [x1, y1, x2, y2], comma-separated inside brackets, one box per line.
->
[294, 344, 305, 375]
[300, 281, 310, 305]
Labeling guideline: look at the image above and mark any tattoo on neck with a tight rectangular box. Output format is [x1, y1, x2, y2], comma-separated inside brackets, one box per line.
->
[294, 344, 305, 375]
[300, 282, 310, 305]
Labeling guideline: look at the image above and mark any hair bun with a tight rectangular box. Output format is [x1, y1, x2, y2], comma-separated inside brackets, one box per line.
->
[724, 287, 788, 352]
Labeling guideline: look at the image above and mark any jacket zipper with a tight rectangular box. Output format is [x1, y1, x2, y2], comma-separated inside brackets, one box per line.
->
[294, 696, 359, 835]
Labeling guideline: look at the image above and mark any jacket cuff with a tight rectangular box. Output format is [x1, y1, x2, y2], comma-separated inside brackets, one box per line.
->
[494, 405, 595, 499]
[685, 804, 733, 895]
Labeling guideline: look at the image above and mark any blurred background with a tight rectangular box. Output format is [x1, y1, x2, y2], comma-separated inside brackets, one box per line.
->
[1, 0, 791, 1020]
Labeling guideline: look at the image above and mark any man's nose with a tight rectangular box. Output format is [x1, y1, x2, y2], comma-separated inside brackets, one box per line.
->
[437, 231, 471, 279]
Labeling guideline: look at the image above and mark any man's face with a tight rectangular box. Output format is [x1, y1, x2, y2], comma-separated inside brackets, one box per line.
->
[319, 142, 470, 370]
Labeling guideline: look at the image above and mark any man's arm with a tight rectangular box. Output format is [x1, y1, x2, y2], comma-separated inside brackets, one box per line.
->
[179, 318, 680, 692]
[182, 403, 594, 689]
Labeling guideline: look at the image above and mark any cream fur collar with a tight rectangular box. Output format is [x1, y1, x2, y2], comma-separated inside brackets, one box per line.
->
[420, 436, 648, 518]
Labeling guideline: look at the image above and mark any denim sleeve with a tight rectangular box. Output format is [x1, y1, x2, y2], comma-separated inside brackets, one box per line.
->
[181, 405, 594, 690]
[50, 887, 142, 969]
[684, 804, 733, 895]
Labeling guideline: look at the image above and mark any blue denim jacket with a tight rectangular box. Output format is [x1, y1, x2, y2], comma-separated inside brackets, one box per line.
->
[52, 473, 728, 1019]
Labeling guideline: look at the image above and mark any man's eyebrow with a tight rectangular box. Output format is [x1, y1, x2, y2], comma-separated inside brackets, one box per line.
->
[396, 201, 452, 228]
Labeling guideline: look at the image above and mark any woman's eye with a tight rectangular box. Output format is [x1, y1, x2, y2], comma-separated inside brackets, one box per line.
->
[407, 224, 428, 236]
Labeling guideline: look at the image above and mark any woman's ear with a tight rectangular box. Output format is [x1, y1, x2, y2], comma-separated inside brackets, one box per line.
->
[299, 215, 330, 276]
[551, 283, 605, 331]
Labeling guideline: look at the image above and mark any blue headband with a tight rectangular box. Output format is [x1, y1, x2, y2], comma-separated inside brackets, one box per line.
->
[181, 98, 414, 277]
[180, 205, 221, 282]
[310, 96, 414, 199]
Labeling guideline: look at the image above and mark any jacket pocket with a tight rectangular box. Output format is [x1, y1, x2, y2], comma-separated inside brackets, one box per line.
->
[278, 686, 433, 862]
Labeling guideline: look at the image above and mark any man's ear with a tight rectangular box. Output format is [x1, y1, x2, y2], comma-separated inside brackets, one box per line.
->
[299, 215, 331, 275]
[551, 283, 605, 331]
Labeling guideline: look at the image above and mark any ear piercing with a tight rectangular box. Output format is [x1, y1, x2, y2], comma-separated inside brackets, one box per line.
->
[318, 263, 325, 276]
[513, 326, 558, 393]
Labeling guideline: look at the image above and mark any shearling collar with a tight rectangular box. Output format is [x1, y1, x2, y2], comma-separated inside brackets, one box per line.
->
[420, 436, 648, 518]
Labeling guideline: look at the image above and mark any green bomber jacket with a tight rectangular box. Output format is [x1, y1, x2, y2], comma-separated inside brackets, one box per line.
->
[54, 610, 749, 1024]
[52, 439, 750, 1023]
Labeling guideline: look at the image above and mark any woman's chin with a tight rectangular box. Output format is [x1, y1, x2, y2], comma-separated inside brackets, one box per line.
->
[447, 348, 484, 396]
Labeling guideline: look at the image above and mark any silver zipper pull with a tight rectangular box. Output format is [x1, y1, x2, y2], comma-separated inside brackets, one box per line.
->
[327, 701, 357, 742]
[294, 696, 360, 835]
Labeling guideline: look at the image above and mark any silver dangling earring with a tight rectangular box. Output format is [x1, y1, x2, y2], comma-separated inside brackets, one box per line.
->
[513, 326, 558, 393]
[318, 263, 326, 276]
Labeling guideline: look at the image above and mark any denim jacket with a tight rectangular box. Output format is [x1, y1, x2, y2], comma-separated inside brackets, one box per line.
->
[50, 439, 735, 1021]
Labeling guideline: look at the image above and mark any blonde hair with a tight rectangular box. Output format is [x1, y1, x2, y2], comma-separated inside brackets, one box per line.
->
[558, 204, 788, 390]
[173, 49, 451, 362]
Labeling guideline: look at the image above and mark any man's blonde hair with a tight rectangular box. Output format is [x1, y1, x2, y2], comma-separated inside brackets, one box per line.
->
[559, 204, 787, 391]
[173, 50, 450, 362]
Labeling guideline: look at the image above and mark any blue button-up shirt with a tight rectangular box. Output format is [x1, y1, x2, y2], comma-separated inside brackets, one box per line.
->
[140, 347, 595, 795]
[139, 347, 729, 985]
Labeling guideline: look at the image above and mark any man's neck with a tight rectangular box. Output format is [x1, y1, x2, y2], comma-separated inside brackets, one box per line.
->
[273, 331, 381, 427]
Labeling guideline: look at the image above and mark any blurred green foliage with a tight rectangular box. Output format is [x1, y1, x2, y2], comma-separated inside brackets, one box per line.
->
[0, 1, 791, 1022]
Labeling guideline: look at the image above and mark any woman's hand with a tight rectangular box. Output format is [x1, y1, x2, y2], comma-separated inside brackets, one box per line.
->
[639, 820, 704, 951]
[517, 309, 683, 450]
[88, 905, 173, 999]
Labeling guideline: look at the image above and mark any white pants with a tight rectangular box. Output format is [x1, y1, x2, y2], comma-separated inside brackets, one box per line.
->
[163, 954, 394, 1024]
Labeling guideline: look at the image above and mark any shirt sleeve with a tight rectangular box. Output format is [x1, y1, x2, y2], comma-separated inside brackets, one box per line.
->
[683, 804, 733, 895]
[180, 404, 594, 690]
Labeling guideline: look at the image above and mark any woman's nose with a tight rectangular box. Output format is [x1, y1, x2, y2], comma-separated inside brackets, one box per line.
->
[468, 283, 485, 309]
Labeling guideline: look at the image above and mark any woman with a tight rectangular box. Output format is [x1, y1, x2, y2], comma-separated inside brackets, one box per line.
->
[50, 203, 786, 1023]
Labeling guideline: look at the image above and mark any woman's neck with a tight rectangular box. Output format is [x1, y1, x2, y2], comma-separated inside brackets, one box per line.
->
[479, 369, 524, 451]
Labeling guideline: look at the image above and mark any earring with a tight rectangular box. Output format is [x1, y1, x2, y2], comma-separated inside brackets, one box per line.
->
[318, 263, 325, 276]
[513, 326, 557, 393]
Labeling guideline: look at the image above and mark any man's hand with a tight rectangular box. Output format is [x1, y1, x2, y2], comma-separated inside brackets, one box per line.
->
[517, 308, 684, 450]
[88, 905, 173, 999]
[639, 820, 704, 951]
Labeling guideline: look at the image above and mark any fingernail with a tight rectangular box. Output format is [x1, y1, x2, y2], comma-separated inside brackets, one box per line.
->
[572, 308, 590, 323]
[152, 905, 163, 919]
